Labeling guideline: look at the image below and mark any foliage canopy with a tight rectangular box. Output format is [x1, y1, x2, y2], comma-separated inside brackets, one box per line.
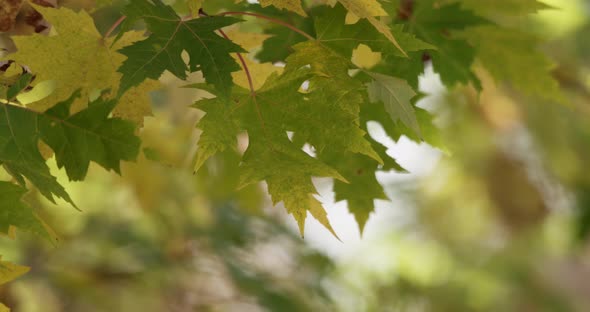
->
[0, 0, 567, 308]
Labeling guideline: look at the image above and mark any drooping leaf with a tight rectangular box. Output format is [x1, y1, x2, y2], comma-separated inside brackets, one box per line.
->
[117, 0, 245, 96]
[366, 72, 420, 137]
[0, 181, 50, 239]
[0, 103, 73, 204]
[1, 90, 140, 203]
[331, 152, 388, 234]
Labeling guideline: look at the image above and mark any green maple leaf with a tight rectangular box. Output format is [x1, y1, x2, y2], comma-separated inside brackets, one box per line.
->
[410, 1, 488, 89]
[361, 93, 446, 152]
[38, 91, 141, 181]
[331, 152, 387, 234]
[283, 41, 381, 162]
[117, 0, 245, 96]
[1, 91, 140, 204]
[366, 72, 420, 137]
[0, 103, 73, 204]
[191, 63, 355, 237]
[314, 4, 434, 59]
[234, 71, 346, 237]
[0, 181, 50, 239]
[191, 89, 240, 172]
[461, 26, 564, 102]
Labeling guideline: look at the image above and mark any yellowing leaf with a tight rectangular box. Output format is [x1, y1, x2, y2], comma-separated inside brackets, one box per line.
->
[8, 5, 113, 111]
[114, 79, 160, 127]
[7, 6, 159, 124]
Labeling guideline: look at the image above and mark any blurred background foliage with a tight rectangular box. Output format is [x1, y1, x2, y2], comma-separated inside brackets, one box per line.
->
[1, 0, 590, 311]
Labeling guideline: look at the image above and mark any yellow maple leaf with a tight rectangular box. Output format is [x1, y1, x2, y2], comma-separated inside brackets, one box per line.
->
[7, 6, 160, 125]
[8, 5, 113, 111]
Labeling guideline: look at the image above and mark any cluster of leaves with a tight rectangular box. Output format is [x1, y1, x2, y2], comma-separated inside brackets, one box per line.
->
[0, 0, 562, 284]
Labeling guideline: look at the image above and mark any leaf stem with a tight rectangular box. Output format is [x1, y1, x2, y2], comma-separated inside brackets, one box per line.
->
[217, 28, 256, 95]
[104, 15, 127, 38]
[218, 11, 315, 41]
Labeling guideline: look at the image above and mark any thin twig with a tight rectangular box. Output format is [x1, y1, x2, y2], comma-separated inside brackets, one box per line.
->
[218, 28, 256, 95]
[104, 15, 127, 38]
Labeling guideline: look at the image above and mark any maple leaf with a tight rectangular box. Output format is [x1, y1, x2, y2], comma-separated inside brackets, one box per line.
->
[39, 91, 141, 181]
[283, 41, 381, 162]
[117, 0, 245, 96]
[0, 102, 73, 204]
[461, 26, 564, 102]
[191, 66, 347, 237]
[235, 0, 307, 16]
[7, 5, 114, 111]
[192, 90, 240, 172]
[314, 4, 434, 59]
[409, 1, 488, 89]
[361, 95, 446, 152]
[366, 72, 420, 137]
[335, 0, 406, 55]
[331, 152, 388, 233]
[1, 90, 140, 204]
[6, 6, 160, 126]
[0, 181, 50, 239]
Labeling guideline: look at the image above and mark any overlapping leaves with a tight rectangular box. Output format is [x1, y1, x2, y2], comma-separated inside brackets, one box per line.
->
[0, 0, 566, 240]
